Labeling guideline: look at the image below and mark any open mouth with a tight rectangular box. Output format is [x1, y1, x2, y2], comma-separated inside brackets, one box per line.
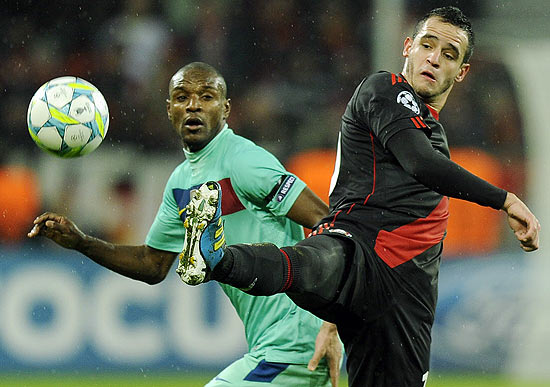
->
[421, 71, 436, 81]
[185, 117, 204, 129]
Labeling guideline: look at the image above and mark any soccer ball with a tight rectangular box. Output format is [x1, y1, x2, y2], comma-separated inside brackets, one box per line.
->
[27, 76, 109, 158]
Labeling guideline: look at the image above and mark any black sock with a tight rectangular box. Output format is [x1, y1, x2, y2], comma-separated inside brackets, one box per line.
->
[210, 236, 348, 308]
[210, 243, 289, 296]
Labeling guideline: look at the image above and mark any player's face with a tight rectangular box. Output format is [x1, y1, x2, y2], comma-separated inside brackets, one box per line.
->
[167, 69, 231, 152]
[402, 17, 470, 107]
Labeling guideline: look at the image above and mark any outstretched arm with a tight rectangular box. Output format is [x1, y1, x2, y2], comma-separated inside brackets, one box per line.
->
[28, 212, 177, 284]
[387, 129, 540, 251]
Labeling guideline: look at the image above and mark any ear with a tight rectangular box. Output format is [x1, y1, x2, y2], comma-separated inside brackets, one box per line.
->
[223, 98, 231, 120]
[166, 99, 172, 120]
[403, 37, 413, 58]
[455, 63, 471, 83]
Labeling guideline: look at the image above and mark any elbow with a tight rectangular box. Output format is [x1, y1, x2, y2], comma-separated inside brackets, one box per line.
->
[143, 265, 170, 285]
[311, 207, 329, 228]
[403, 161, 432, 184]
[403, 161, 423, 178]
[144, 275, 164, 285]
[312, 202, 330, 225]
[140, 249, 174, 285]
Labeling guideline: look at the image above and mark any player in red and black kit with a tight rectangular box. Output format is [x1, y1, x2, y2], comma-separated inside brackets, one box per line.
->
[191, 6, 540, 387]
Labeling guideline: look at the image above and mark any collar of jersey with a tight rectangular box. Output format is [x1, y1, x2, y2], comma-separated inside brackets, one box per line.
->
[183, 123, 230, 163]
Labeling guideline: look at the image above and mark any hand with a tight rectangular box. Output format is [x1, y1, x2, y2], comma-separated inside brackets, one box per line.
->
[27, 212, 86, 250]
[308, 322, 342, 386]
[502, 193, 540, 252]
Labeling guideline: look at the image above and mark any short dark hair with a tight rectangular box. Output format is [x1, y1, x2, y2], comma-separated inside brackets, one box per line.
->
[413, 6, 475, 64]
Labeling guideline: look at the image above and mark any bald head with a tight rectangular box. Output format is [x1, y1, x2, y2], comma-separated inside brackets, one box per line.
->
[169, 62, 227, 99]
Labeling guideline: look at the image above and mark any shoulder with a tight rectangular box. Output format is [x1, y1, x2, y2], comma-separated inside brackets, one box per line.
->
[355, 72, 423, 115]
[365, 71, 396, 85]
[226, 129, 267, 150]
[227, 132, 282, 169]
[171, 160, 189, 175]
[359, 71, 411, 98]
[223, 130, 267, 157]
[165, 160, 189, 186]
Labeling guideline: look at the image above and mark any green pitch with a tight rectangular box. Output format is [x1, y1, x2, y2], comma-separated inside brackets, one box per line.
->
[0, 372, 549, 387]
[427, 373, 550, 387]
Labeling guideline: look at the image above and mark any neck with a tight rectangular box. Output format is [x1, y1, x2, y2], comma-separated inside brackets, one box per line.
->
[423, 98, 444, 113]
[183, 123, 227, 154]
[423, 86, 452, 113]
[401, 68, 451, 113]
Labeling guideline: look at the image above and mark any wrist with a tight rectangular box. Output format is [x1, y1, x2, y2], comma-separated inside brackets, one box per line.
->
[74, 232, 91, 252]
[502, 192, 515, 211]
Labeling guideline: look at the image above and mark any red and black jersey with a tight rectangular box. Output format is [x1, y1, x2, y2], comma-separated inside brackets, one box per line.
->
[310, 71, 449, 330]
[328, 71, 449, 259]
[307, 72, 506, 386]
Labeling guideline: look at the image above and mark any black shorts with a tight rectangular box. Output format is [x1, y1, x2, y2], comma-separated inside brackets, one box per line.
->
[291, 232, 440, 387]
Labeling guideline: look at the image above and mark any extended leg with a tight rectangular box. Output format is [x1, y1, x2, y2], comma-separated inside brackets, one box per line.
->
[212, 235, 350, 310]
[176, 181, 349, 311]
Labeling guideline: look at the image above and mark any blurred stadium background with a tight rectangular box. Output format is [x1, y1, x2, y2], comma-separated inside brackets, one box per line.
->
[1, 0, 550, 386]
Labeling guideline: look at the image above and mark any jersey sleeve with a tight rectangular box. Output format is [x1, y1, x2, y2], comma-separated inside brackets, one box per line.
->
[352, 72, 431, 148]
[145, 171, 185, 253]
[229, 146, 306, 217]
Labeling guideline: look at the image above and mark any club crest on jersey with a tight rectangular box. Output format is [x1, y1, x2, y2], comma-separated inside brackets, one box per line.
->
[396, 91, 420, 114]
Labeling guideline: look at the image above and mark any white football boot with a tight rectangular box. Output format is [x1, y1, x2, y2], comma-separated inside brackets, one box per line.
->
[176, 181, 225, 285]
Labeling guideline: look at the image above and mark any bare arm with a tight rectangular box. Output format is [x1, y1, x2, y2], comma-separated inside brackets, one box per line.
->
[28, 212, 177, 284]
[286, 186, 329, 228]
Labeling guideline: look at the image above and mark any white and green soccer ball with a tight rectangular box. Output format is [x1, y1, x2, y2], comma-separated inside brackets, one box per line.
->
[27, 76, 109, 158]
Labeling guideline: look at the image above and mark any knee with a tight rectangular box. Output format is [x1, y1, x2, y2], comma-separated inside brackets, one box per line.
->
[281, 236, 348, 301]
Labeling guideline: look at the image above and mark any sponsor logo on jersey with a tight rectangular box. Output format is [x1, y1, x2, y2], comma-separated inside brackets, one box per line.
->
[397, 90, 420, 114]
[276, 176, 296, 202]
